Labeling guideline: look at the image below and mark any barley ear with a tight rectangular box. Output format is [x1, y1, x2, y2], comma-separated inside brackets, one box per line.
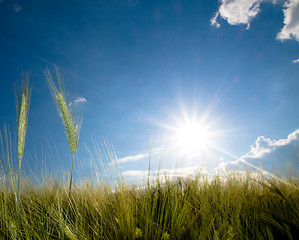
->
[15, 72, 31, 160]
[56, 93, 78, 154]
[44, 67, 79, 154]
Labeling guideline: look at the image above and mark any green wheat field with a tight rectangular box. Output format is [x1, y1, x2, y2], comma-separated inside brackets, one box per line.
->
[1, 70, 299, 239]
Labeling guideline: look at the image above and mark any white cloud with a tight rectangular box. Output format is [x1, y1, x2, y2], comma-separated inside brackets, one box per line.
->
[211, 0, 262, 29]
[122, 170, 148, 177]
[293, 58, 299, 63]
[74, 97, 87, 104]
[277, 0, 299, 41]
[160, 165, 207, 177]
[122, 165, 206, 179]
[212, 0, 299, 43]
[210, 12, 221, 28]
[115, 153, 148, 165]
[112, 148, 163, 166]
[68, 97, 87, 108]
[13, 3, 21, 12]
[219, 129, 299, 175]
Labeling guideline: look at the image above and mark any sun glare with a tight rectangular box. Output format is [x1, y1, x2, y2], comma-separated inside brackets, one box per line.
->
[173, 120, 211, 154]
[177, 123, 208, 148]
[159, 104, 229, 157]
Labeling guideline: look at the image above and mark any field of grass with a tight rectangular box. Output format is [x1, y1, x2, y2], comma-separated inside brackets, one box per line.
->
[0, 69, 298, 239]
[0, 162, 298, 239]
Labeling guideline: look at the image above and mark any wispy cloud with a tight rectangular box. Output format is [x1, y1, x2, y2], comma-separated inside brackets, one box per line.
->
[112, 147, 163, 165]
[210, 12, 221, 28]
[122, 165, 207, 179]
[68, 97, 87, 108]
[116, 153, 148, 165]
[219, 129, 299, 175]
[13, 3, 21, 12]
[122, 170, 148, 177]
[292, 58, 299, 63]
[277, 0, 299, 42]
[74, 97, 87, 104]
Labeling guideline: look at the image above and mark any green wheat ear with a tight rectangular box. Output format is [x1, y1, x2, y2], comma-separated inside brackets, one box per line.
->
[56, 92, 78, 154]
[15, 73, 31, 159]
[44, 67, 81, 154]
[15, 71, 31, 240]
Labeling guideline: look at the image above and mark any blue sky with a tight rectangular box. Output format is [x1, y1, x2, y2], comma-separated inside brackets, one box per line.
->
[0, 0, 299, 183]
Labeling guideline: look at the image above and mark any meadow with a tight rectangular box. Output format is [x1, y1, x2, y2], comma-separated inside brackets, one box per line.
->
[0, 70, 298, 239]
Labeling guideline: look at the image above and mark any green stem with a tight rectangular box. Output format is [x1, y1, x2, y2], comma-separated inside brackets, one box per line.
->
[17, 156, 22, 240]
[66, 153, 75, 218]
[147, 139, 151, 188]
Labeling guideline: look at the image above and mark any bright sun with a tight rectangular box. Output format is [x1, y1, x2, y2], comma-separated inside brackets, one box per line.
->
[173, 120, 212, 154]
[176, 123, 209, 149]
[160, 105, 225, 156]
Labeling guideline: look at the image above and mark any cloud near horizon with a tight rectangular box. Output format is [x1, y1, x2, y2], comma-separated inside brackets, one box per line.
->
[114, 153, 148, 165]
[293, 58, 299, 63]
[112, 147, 163, 165]
[219, 129, 299, 174]
[122, 165, 206, 179]
[212, 0, 299, 42]
[114, 128, 299, 179]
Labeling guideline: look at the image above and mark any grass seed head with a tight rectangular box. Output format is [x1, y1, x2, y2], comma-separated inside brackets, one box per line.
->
[56, 93, 78, 154]
[17, 94, 27, 158]
[44, 67, 80, 155]
[15, 72, 31, 160]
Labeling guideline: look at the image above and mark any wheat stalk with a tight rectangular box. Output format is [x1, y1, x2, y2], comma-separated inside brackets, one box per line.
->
[44, 66, 81, 217]
[15, 72, 31, 240]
